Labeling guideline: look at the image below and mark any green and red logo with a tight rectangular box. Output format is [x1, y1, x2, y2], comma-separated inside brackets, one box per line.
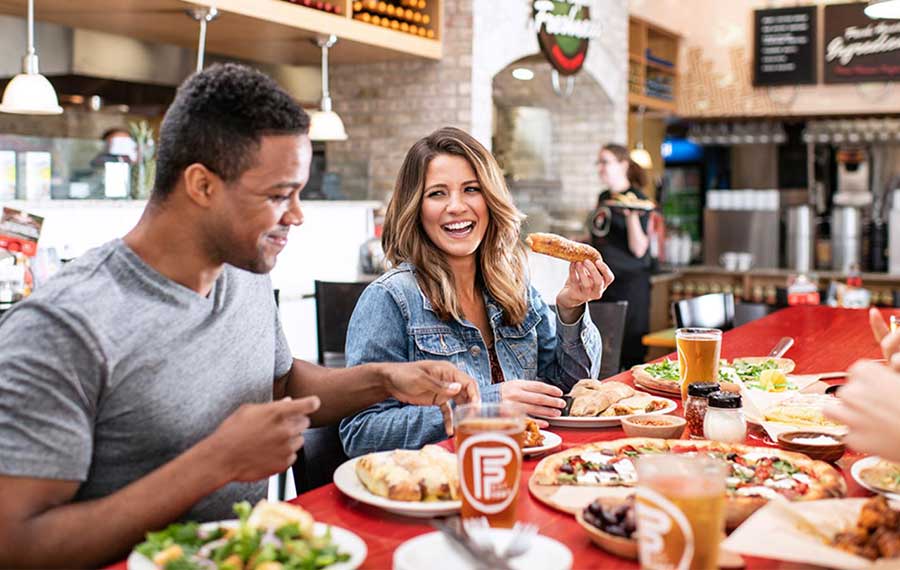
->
[532, 0, 601, 76]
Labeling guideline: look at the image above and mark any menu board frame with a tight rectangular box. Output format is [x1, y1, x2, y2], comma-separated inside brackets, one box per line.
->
[753, 5, 818, 87]
[824, 1, 900, 84]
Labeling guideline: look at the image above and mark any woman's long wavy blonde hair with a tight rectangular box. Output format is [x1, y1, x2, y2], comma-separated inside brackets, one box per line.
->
[382, 127, 529, 326]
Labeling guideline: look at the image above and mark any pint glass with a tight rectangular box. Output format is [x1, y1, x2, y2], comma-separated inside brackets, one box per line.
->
[453, 402, 525, 528]
[635, 455, 727, 570]
[676, 328, 722, 400]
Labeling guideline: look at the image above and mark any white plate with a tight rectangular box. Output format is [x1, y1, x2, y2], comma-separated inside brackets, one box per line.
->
[127, 520, 366, 570]
[393, 528, 573, 570]
[524, 430, 563, 457]
[535, 397, 677, 428]
[850, 456, 900, 501]
[333, 455, 461, 518]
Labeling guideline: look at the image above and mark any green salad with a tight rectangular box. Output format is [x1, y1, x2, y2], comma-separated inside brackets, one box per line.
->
[643, 359, 680, 381]
[135, 502, 351, 570]
[724, 359, 796, 391]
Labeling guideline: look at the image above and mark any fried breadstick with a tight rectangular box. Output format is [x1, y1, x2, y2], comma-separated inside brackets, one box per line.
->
[525, 232, 601, 263]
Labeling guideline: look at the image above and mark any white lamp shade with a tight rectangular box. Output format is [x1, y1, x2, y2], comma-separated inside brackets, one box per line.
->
[630, 147, 653, 170]
[0, 72, 62, 115]
[865, 0, 900, 18]
[309, 109, 348, 141]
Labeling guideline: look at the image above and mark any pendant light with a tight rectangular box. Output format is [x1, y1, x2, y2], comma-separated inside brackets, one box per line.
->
[865, 0, 900, 19]
[309, 35, 348, 141]
[630, 105, 653, 170]
[188, 5, 219, 73]
[0, 0, 62, 115]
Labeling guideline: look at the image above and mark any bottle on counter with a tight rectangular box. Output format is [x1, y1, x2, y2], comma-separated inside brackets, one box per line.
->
[703, 391, 746, 443]
[685, 382, 720, 439]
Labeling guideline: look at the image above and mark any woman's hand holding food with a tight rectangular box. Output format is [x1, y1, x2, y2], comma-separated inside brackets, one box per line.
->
[555, 259, 615, 324]
[500, 380, 566, 428]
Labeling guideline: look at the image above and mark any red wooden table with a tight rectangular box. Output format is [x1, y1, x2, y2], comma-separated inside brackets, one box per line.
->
[289, 306, 885, 570]
[107, 306, 890, 569]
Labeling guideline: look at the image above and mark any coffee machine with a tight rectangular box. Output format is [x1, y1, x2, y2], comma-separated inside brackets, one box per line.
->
[830, 147, 870, 272]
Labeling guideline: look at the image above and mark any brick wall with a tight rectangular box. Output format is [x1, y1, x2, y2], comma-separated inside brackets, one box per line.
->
[493, 61, 617, 216]
[326, 0, 627, 216]
[326, 0, 475, 201]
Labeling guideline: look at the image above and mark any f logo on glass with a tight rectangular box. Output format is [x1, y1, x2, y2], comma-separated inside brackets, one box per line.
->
[458, 433, 521, 514]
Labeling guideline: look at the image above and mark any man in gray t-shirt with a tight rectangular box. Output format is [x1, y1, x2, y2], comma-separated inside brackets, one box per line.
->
[0, 64, 478, 569]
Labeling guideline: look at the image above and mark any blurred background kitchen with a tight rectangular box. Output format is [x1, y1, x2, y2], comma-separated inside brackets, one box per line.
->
[1, 0, 900, 367]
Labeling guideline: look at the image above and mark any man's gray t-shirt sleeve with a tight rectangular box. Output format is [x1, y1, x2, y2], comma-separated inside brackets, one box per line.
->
[0, 303, 103, 481]
[273, 301, 293, 379]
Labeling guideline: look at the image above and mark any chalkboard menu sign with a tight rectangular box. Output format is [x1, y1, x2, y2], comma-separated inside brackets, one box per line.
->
[825, 1, 900, 84]
[753, 6, 817, 86]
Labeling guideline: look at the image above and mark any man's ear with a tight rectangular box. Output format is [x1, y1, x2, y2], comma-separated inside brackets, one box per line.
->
[182, 163, 218, 207]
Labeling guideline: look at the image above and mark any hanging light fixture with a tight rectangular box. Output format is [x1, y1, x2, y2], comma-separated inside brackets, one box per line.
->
[187, 5, 219, 73]
[865, 0, 900, 19]
[630, 105, 653, 170]
[309, 35, 348, 141]
[0, 0, 62, 115]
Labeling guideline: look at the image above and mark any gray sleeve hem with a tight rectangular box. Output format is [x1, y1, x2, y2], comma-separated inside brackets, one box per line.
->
[0, 454, 88, 481]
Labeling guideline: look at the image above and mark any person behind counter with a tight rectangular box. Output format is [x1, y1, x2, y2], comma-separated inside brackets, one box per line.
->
[339, 127, 614, 457]
[590, 143, 652, 369]
[0, 63, 479, 569]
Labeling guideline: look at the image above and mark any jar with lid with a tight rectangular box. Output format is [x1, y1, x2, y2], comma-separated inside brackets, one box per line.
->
[685, 382, 720, 439]
[703, 391, 746, 443]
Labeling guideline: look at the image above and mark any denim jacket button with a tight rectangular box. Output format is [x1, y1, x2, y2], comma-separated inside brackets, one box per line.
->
[469, 345, 482, 357]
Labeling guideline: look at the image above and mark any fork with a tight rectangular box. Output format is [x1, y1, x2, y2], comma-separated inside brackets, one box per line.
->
[501, 521, 538, 560]
[462, 517, 537, 561]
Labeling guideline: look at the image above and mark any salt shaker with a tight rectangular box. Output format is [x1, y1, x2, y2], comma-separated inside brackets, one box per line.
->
[703, 391, 746, 443]
[685, 382, 720, 439]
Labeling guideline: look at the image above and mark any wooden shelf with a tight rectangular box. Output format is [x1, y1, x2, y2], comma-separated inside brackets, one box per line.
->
[628, 93, 676, 114]
[0, 0, 442, 66]
[646, 60, 676, 74]
[628, 15, 679, 114]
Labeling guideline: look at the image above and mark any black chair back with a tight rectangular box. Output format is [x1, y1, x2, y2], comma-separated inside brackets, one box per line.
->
[295, 280, 368, 493]
[734, 302, 773, 328]
[588, 301, 629, 379]
[672, 293, 735, 330]
[314, 280, 369, 367]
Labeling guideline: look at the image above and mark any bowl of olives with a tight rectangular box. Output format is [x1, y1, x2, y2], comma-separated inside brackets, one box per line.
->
[575, 496, 638, 560]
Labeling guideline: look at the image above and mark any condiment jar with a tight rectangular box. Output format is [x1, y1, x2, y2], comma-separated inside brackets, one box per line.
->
[685, 382, 720, 439]
[703, 391, 746, 443]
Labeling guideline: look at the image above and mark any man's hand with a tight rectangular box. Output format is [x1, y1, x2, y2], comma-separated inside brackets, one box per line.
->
[556, 259, 615, 324]
[381, 361, 480, 435]
[870, 308, 900, 370]
[824, 360, 900, 462]
[202, 396, 320, 482]
[500, 380, 566, 428]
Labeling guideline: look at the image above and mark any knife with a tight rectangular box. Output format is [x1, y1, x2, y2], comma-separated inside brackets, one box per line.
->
[768, 337, 794, 358]
[430, 517, 515, 570]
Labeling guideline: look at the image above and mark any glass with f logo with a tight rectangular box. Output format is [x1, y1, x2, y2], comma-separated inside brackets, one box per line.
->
[453, 402, 526, 528]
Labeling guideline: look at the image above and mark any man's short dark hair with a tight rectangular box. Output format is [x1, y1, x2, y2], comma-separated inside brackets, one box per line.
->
[152, 63, 310, 201]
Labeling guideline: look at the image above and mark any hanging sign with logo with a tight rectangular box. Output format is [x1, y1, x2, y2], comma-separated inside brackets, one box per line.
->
[753, 6, 817, 86]
[824, 1, 900, 84]
[531, 0, 603, 76]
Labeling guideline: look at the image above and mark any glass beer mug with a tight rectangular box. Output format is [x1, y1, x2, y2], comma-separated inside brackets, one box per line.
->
[676, 328, 723, 400]
[635, 455, 727, 570]
[453, 402, 525, 528]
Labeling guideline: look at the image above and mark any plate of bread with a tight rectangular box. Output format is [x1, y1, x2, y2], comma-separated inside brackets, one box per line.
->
[534, 379, 676, 428]
[333, 445, 461, 518]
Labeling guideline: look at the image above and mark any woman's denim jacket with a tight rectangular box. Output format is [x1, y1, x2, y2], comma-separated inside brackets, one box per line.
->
[339, 262, 602, 457]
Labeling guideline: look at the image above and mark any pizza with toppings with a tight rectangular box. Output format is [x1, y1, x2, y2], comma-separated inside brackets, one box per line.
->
[530, 437, 845, 528]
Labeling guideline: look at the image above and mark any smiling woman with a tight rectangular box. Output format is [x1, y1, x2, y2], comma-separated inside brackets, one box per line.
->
[338, 127, 615, 458]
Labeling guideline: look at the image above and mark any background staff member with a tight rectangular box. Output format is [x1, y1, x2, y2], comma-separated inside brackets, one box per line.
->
[591, 143, 652, 369]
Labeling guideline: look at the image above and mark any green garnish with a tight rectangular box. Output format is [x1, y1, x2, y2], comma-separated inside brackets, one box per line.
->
[644, 359, 680, 381]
